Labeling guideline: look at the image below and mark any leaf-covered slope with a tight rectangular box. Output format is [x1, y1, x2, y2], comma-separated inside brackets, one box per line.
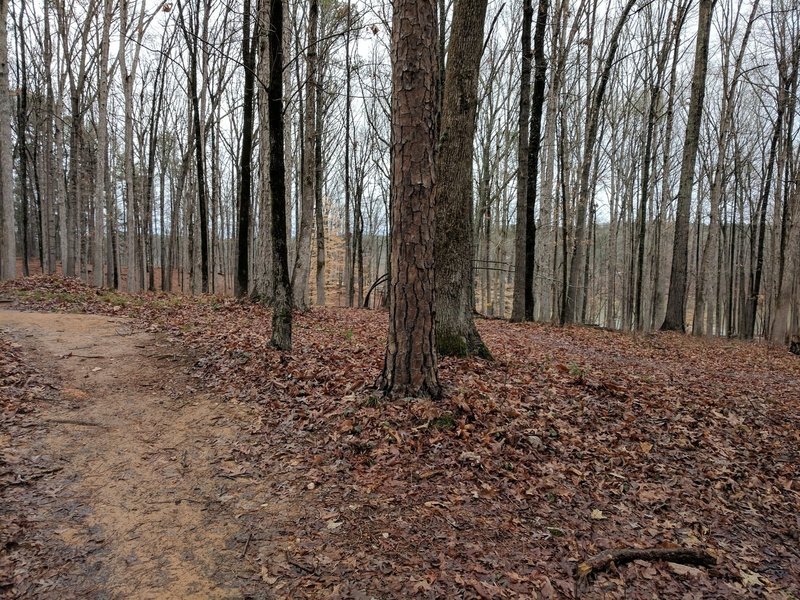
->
[2, 275, 798, 598]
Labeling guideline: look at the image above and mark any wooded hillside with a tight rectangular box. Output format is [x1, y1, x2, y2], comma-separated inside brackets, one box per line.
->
[0, 0, 797, 344]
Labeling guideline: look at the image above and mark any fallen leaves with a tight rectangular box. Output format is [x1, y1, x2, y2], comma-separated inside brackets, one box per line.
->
[2, 275, 800, 598]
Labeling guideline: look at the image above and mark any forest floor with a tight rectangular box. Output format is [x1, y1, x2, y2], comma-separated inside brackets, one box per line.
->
[1, 276, 799, 599]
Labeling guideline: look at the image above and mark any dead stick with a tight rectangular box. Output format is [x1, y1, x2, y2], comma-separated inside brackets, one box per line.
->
[286, 553, 315, 574]
[576, 547, 716, 583]
[241, 532, 252, 558]
[45, 418, 109, 429]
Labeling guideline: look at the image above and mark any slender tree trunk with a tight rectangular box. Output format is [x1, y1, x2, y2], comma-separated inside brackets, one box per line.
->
[523, 0, 550, 321]
[635, 2, 685, 329]
[0, 0, 15, 280]
[510, 0, 533, 323]
[564, 0, 636, 323]
[254, 0, 273, 300]
[92, 0, 113, 286]
[14, 0, 30, 277]
[291, 0, 318, 310]
[181, 4, 210, 293]
[344, 5, 353, 307]
[268, 0, 292, 349]
[694, 0, 758, 335]
[314, 66, 325, 306]
[662, 0, 715, 331]
[745, 96, 789, 338]
[236, 0, 257, 298]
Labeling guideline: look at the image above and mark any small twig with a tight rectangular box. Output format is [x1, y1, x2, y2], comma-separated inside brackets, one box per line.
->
[286, 552, 316, 574]
[241, 532, 252, 558]
[145, 497, 206, 506]
[66, 354, 106, 359]
[45, 418, 109, 429]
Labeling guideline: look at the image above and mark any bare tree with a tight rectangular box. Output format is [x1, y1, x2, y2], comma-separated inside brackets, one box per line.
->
[268, 0, 293, 350]
[564, 0, 637, 324]
[0, 0, 13, 280]
[661, 0, 716, 332]
[291, 0, 318, 309]
[236, 0, 258, 298]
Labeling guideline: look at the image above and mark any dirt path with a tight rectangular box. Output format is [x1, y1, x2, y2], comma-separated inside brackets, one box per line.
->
[1, 310, 265, 598]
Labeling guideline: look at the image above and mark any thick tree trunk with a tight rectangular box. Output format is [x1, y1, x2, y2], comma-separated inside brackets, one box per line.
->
[434, 0, 490, 358]
[662, 0, 715, 331]
[380, 0, 440, 398]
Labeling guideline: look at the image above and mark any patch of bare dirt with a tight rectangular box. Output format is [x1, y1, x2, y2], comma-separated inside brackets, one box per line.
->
[0, 310, 296, 599]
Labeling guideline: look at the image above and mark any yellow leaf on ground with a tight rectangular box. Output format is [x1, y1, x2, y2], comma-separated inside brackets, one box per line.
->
[590, 509, 607, 520]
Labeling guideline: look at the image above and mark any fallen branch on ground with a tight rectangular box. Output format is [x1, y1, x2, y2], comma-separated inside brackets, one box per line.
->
[45, 418, 109, 429]
[575, 547, 717, 584]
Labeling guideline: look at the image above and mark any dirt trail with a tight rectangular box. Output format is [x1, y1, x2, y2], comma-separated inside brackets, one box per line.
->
[1, 310, 265, 599]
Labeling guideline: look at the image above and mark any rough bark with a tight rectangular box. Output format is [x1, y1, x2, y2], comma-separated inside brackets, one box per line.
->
[380, 0, 440, 398]
[255, 0, 273, 301]
[268, 0, 292, 350]
[434, 0, 490, 358]
[510, 0, 533, 323]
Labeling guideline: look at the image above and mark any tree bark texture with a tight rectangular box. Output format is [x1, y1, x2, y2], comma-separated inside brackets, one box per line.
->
[510, 0, 533, 323]
[523, 0, 550, 321]
[381, 0, 440, 398]
[434, 0, 490, 358]
[268, 0, 292, 350]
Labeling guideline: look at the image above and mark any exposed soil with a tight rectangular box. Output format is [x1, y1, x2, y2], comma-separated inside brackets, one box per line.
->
[0, 310, 283, 599]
